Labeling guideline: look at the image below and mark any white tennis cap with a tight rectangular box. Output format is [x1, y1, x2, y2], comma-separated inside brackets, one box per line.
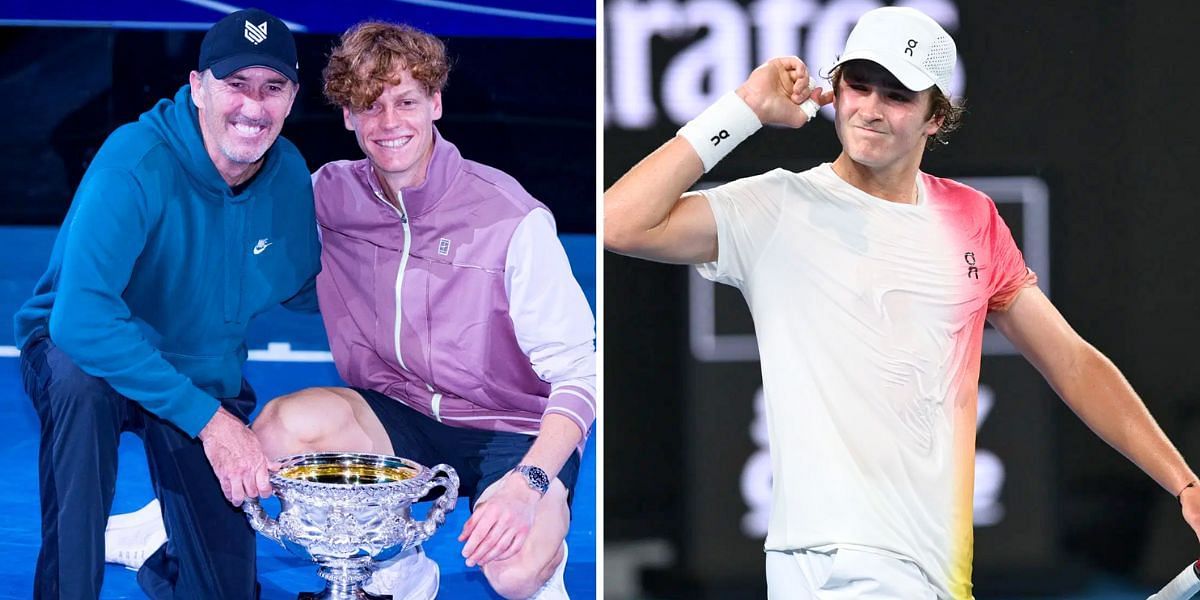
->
[831, 6, 955, 95]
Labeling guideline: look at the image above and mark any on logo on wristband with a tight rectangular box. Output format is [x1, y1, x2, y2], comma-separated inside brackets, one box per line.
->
[677, 92, 763, 173]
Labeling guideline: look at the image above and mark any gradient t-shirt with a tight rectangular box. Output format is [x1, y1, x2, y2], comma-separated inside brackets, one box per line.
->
[697, 163, 1036, 599]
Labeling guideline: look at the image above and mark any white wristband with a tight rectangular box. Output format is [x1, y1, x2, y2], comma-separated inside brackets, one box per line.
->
[677, 92, 762, 173]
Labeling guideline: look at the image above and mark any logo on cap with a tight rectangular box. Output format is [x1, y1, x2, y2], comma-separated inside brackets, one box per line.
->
[244, 20, 268, 45]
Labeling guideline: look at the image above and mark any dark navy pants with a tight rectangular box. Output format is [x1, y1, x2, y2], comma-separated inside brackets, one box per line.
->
[354, 387, 582, 511]
[20, 333, 258, 599]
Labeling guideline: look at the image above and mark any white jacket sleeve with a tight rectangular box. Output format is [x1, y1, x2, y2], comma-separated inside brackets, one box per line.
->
[504, 208, 597, 439]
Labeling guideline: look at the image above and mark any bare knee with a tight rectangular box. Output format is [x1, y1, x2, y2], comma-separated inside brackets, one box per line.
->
[483, 545, 563, 600]
[483, 562, 543, 600]
[252, 388, 370, 458]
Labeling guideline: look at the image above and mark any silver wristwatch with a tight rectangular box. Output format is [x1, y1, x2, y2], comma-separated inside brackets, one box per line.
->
[513, 464, 550, 496]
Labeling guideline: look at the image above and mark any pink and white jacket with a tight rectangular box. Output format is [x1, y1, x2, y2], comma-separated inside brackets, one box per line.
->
[312, 131, 596, 453]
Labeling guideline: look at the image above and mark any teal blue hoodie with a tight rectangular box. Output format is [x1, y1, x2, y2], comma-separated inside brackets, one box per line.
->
[14, 84, 320, 437]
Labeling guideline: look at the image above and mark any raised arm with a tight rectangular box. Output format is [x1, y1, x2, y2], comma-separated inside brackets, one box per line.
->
[990, 286, 1200, 540]
[603, 56, 834, 265]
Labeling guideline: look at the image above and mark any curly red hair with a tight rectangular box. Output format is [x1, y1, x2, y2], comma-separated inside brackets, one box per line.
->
[323, 21, 450, 111]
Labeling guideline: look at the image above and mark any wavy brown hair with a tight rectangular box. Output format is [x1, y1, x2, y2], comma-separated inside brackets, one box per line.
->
[323, 21, 450, 111]
[829, 60, 965, 150]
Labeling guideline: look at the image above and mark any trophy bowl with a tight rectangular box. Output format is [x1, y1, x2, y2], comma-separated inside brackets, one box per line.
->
[243, 452, 459, 600]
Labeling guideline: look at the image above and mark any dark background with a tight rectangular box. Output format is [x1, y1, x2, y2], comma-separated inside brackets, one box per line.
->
[604, 1, 1200, 597]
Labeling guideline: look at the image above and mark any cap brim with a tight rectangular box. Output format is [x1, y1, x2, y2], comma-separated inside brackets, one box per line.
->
[208, 54, 297, 83]
[832, 49, 935, 93]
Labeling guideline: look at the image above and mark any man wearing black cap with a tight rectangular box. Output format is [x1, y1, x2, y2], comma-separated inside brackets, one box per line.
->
[13, 8, 318, 598]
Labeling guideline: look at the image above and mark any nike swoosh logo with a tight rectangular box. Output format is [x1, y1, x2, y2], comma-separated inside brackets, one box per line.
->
[253, 240, 273, 255]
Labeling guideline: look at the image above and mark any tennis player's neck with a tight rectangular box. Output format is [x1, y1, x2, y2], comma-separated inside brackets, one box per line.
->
[832, 154, 921, 205]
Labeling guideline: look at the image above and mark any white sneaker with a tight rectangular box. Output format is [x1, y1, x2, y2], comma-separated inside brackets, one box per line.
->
[104, 499, 168, 571]
[362, 545, 439, 599]
[528, 542, 569, 600]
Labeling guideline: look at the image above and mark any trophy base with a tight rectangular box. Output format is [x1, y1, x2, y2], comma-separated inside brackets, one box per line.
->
[300, 556, 390, 600]
[298, 589, 391, 600]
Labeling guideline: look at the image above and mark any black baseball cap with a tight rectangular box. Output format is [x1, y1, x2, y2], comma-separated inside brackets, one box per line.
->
[198, 8, 298, 83]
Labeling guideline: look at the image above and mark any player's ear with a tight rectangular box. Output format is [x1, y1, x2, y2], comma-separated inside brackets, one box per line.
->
[924, 93, 944, 136]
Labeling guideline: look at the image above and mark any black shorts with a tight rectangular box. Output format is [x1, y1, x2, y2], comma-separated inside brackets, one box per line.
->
[354, 387, 581, 511]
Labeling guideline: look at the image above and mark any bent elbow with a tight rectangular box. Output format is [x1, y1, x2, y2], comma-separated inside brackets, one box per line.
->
[604, 224, 656, 258]
[603, 188, 642, 255]
[47, 291, 109, 360]
[602, 207, 651, 257]
[47, 306, 85, 356]
[603, 221, 633, 254]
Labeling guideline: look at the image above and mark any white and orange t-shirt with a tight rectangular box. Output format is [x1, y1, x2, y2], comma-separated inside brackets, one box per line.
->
[697, 163, 1036, 599]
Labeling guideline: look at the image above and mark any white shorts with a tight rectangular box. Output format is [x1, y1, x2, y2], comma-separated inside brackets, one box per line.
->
[765, 547, 941, 599]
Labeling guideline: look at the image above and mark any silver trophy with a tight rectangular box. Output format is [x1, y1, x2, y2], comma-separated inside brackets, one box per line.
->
[243, 452, 459, 600]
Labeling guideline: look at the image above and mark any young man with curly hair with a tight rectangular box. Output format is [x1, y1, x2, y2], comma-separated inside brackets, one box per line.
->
[252, 21, 594, 599]
[605, 6, 1200, 599]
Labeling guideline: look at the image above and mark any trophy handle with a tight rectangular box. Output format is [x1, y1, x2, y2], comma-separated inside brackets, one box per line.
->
[242, 498, 286, 547]
[410, 463, 459, 548]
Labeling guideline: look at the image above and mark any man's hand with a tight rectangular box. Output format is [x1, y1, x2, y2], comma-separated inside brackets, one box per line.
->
[458, 472, 541, 567]
[198, 406, 274, 506]
[1181, 484, 1200, 543]
[736, 56, 835, 128]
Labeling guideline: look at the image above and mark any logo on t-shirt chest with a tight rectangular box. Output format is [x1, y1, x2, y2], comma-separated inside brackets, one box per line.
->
[964, 251, 979, 279]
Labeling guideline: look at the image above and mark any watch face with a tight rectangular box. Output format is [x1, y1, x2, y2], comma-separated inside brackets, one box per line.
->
[522, 465, 550, 493]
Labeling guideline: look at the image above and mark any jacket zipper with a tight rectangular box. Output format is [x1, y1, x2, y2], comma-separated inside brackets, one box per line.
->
[372, 190, 413, 374]
[374, 188, 443, 422]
